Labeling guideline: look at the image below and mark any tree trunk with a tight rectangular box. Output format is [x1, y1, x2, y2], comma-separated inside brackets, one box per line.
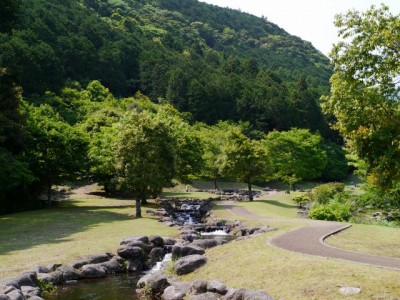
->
[135, 198, 142, 218]
[214, 177, 218, 190]
[248, 181, 253, 201]
[47, 183, 52, 203]
[141, 193, 148, 205]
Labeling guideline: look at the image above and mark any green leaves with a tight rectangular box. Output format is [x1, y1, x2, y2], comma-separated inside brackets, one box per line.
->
[324, 5, 400, 189]
[222, 127, 271, 198]
[114, 111, 176, 201]
[263, 129, 327, 183]
[24, 103, 89, 189]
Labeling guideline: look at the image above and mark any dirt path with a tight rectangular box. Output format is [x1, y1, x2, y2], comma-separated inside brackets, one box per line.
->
[221, 202, 400, 271]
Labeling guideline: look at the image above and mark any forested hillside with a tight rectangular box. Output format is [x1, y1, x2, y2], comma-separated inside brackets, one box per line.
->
[0, 0, 332, 132]
[0, 0, 345, 214]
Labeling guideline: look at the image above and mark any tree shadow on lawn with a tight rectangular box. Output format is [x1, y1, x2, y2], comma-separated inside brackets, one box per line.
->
[0, 204, 155, 256]
[255, 200, 296, 209]
[213, 200, 295, 210]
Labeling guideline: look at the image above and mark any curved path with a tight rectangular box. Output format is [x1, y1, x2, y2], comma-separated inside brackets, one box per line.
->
[221, 202, 400, 271]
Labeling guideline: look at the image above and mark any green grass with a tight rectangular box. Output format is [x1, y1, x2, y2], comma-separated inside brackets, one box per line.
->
[2, 181, 400, 300]
[181, 229, 400, 300]
[0, 197, 177, 278]
[326, 223, 400, 258]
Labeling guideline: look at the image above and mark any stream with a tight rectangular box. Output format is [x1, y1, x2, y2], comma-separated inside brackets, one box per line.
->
[44, 200, 230, 300]
[43, 274, 140, 300]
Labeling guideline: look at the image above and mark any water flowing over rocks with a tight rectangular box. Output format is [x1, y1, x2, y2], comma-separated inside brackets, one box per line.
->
[0, 199, 276, 300]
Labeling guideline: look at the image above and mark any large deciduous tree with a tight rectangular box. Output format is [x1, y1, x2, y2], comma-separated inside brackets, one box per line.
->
[114, 111, 176, 217]
[222, 128, 271, 201]
[25, 104, 89, 202]
[263, 129, 327, 189]
[322, 5, 400, 189]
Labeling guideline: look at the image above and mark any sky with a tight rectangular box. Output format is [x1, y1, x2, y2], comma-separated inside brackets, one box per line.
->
[199, 0, 400, 56]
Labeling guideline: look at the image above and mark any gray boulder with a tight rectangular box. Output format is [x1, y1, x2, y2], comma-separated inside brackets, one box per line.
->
[190, 279, 208, 295]
[117, 246, 144, 260]
[120, 236, 149, 245]
[0, 285, 16, 295]
[0, 295, 10, 300]
[57, 266, 82, 281]
[70, 253, 112, 269]
[253, 227, 274, 235]
[150, 236, 164, 247]
[5, 289, 24, 300]
[99, 257, 126, 274]
[27, 297, 45, 300]
[162, 237, 176, 245]
[36, 272, 54, 284]
[207, 280, 228, 295]
[123, 241, 153, 254]
[16, 273, 37, 287]
[221, 288, 274, 300]
[47, 271, 64, 285]
[80, 264, 106, 279]
[189, 239, 225, 250]
[0, 278, 19, 289]
[21, 286, 41, 298]
[148, 247, 165, 267]
[161, 282, 191, 300]
[47, 264, 62, 272]
[36, 273, 53, 284]
[172, 245, 205, 258]
[190, 292, 219, 300]
[127, 258, 143, 273]
[174, 255, 207, 275]
[137, 271, 170, 295]
[339, 287, 362, 295]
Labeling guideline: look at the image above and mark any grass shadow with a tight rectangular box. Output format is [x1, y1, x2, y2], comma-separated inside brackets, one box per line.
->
[0, 200, 158, 256]
[256, 199, 296, 209]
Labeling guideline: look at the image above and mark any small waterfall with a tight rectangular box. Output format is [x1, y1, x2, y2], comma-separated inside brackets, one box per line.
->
[200, 230, 229, 236]
[145, 253, 172, 274]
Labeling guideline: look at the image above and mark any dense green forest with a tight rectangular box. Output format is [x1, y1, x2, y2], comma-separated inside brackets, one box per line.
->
[0, 0, 347, 214]
[0, 0, 333, 131]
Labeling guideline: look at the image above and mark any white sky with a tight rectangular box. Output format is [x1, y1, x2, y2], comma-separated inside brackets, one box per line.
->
[199, 0, 400, 56]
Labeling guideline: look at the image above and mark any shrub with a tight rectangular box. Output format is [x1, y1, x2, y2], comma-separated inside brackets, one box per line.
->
[292, 195, 310, 208]
[308, 201, 352, 222]
[311, 182, 345, 204]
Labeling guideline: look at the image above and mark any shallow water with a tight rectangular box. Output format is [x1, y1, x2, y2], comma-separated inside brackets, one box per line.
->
[43, 274, 139, 300]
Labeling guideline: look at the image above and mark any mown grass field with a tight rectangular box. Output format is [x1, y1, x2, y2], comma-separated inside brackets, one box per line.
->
[1, 182, 400, 299]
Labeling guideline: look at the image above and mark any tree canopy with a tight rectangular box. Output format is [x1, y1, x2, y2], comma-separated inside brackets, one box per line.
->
[263, 129, 328, 188]
[114, 111, 176, 217]
[322, 4, 400, 189]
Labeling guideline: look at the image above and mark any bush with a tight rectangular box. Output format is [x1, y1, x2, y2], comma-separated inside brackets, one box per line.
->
[292, 195, 310, 208]
[308, 201, 352, 222]
[311, 182, 345, 204]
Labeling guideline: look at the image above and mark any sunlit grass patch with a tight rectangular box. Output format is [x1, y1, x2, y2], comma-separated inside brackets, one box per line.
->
[326, 223, 400, 258]
[181, 231, 400, 300]
[0, 197, 177, 278]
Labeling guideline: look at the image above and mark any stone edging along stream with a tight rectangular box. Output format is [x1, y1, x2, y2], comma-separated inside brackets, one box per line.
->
[0, 199, 276, 300]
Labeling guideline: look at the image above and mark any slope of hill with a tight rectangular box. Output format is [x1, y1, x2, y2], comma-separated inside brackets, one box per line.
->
[0, 0, 332, 132]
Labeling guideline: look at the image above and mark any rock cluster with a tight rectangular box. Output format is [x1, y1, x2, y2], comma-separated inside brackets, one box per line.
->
[0, 235, 176, 300]
[195, 190, 262, 201]
[0, 199, 276, 300]
[137, 275, 275, 300]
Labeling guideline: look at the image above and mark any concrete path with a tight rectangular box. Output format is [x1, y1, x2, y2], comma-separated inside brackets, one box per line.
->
[222, 202, 400, 271]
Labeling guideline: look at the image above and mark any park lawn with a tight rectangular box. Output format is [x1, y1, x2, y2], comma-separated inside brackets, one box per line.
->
[239, 191, 300, 219]
[2, 182, 400, 299]
[181, 228, 400, 300]
[0, 197, 178, 278]
[326, 223, 400, 258]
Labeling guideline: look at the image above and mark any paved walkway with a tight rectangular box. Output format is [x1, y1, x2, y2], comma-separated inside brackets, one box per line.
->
[221, 202, 400, 271]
